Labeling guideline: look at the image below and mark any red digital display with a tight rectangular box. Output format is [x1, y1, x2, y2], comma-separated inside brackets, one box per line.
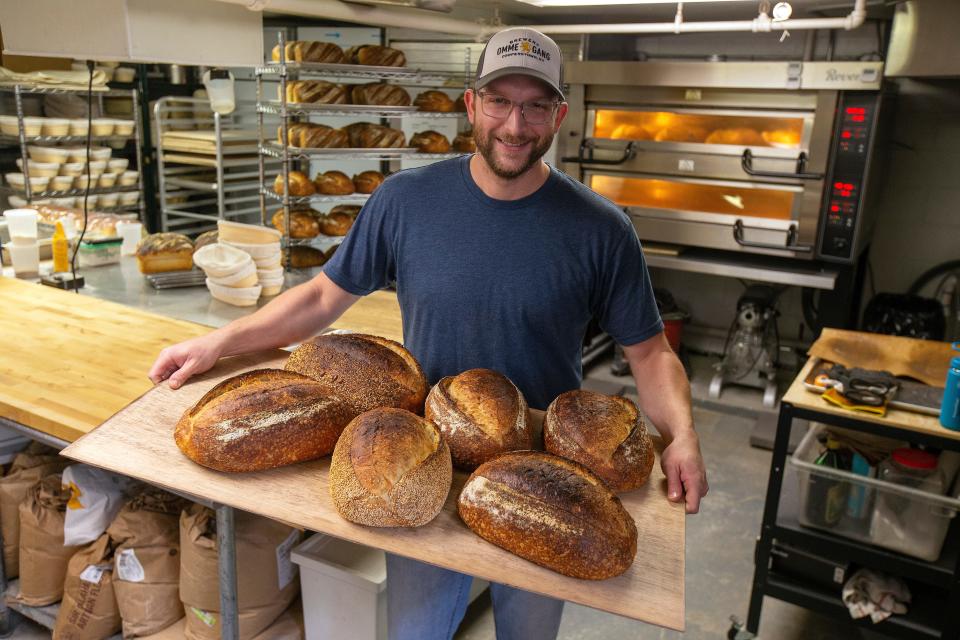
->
[842, 131, 852, 139]
[845, 107, 867, 115]
[831, 205, 840, 212]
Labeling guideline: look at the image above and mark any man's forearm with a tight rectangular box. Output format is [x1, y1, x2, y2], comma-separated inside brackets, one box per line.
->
[627, 348, 695, 444]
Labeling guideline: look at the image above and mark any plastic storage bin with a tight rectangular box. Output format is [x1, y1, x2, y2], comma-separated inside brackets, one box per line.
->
[791, 425, 960, 561]
[292, 534, 387, 640]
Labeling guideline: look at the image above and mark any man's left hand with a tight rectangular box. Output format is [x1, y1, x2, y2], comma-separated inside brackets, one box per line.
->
[660, 431, 708, 514]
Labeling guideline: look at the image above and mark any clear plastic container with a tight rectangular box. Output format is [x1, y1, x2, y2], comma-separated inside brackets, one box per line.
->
[77, 239, 122, 268]
[791, 425, 960, 561]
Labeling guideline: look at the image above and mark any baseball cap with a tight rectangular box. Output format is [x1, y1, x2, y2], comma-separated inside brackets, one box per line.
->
[475, 28, 564, 100]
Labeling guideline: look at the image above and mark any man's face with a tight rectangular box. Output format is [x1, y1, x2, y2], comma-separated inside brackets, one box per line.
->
[465, 75, 568, 180]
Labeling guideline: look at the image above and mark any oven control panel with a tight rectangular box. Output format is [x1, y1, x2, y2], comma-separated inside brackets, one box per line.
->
[820, 94, 877, 260]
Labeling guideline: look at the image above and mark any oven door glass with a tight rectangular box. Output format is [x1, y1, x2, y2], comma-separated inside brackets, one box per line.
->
[589, 174, 798, 221]
[592, 108, 808, 150]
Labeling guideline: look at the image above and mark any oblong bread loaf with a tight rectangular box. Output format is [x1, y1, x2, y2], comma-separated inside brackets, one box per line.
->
[458, 450, 637, 580]
[284, 333, 428, 414]
[329, 408, 452, 527]
[544, 390, 654, 493]
[425, 368, 531, 470]
[174, 369, 356, 472]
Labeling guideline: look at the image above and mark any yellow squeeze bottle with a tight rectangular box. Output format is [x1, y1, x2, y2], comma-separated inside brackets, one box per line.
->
[52, 221, 69, 273]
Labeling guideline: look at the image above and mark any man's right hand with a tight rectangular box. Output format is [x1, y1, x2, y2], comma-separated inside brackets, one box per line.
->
[148, 333, 226, 390]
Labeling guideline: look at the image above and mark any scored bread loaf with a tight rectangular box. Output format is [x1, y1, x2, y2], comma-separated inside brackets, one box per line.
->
[352, 170, 384, 194]
[174, 369, 357, 472]
[458, 451, 638, 579]
[284, 80, 349, 105]
[345, 45, 406, 67]
[294, 41, 345, 63]
[273, 171, 315, 197]
[344, 122, 407, 149]
[544, 390, 654, 493]
[271, 42, 298, 63]
[410, 130, 451, 153]
[285, 333, 428, 414]
[317, 205, 360, 236]
[425, 369, 532, 470]
[330, 408, 451, 527]
[192, 230, 218, 253]
[136, 233, 193, 274]
[277, 123, 348, 149]
[414, 90, 455, 113]
[271, 209, 320, 239]
[314, 170, 354, 195]
[453, 131, 476, 153]
[285, 245, 326, 269]
[350, 83, 411, 106]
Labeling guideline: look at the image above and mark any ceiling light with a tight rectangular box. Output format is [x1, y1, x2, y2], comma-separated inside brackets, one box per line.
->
[516, 0, 748, 6]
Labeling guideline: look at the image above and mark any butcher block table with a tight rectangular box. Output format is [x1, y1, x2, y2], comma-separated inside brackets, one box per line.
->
[62, 351, 687, 631]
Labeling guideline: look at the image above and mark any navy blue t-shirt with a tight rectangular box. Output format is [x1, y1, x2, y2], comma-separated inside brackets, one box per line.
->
[323, 156, 662, 409]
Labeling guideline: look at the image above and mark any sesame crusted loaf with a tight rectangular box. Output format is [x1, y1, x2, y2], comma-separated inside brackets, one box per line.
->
[284, 333, 428, 414]
[329, 408, 452, 527]
[174, 369, 356, 472]
[544, 390, 654, 493]
[458, 450, 637, 580]
[425, 368, 532, 470]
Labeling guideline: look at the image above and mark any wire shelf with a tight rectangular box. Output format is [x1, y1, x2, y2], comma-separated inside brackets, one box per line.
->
[260, 141, 465, 162]
[261, 188, 371, 207]
[256, 62, 457, 84]
[258, 102, 464, 119]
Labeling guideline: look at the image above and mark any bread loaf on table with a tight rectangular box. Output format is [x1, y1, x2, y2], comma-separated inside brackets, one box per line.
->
[414, 90, 455, 113]
[285, 333, 428, 414]
[345, 45, 406, 67]
[411, 130, 451, 153]
[271, 209, 320, 239]
[174, 369, 357, 472]
[136, 233, 193, 274]
[544, 390, 654, 493]
[316, 204, 360, 236]
[273, 171, 315, 197]
[350, 83, 411, 106]
[330, 408, 451, 527]
[352, 170, 384, 194]
[458, 451, 638, 579]
[425, 368, 532, 470]
[314, 170, 354, 195]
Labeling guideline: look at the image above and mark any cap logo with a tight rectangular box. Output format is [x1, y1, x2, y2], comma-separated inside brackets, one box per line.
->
[496, 37, 552, 63]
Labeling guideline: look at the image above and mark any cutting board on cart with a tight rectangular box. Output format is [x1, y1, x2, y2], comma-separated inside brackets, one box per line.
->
[160, 129, 261, 155]
[62, 349, 686, 631]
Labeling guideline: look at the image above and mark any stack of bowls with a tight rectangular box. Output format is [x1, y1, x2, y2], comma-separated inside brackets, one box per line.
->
[217, 220, 285, 298]
[192, 243, 261, 307]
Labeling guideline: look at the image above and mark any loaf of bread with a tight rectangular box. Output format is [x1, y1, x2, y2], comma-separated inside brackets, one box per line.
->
[284, 80, 349, 105]
[458, 451, 638, 579]
[285, 333, 428, 414]
[271, 209, 320, 239]
[329, 408, 451, 527]
[453, 131, 476, 153]
[411, 130, 451, 153]
[295, 41, 345, 64]
[344, 122, 407, 149]
[414, 91, 455, 113]
[352, 170, 384, 194]
[454, 92, 467, 112]
[273, 171, 315, 197]
[174, 369, 357, 472]
[285, 245, 326, 269]
[425, 369, 531, 470]
[544, 390, 654, 493]
[136, 233, 193, 274]
[317, 205, 360, 236]
[345, 45, 406, 67]
[301, 124, 349, 149]
[314, 170, 354, 195]
[351, 83, 411, 107]
[271, 42, 298, 63]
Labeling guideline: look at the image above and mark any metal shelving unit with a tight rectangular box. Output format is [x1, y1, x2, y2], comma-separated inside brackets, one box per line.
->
[156, 97, 279, 235]
[0, 84, 145, 218]
[255, 31, 473, 269]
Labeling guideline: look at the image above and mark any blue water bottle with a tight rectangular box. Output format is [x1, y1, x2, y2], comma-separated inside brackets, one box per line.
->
[941, 342, 960, 431]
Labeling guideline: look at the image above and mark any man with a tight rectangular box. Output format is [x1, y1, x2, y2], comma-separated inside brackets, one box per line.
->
[150, 27, 707, 640]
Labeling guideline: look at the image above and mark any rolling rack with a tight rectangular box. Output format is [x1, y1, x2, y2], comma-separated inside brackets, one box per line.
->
[254, 31, 474, 269]
[156, 97, 280, 235]
[0, 84, 145, 219]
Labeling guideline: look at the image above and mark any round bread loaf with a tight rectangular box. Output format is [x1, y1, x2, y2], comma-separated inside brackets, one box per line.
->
[410, 130, 451, 153]
[330, 408, 452, 527]
[314, 170, 354, 195]
[453, 132, 476, 153]
[458, 451, 637, 579]
[425, 369, 531, 470]
[285, 333, 428, 414]
[414, 90, 455, 113]
[316, 206, 358, 236]
[352, 170, 384, 194]
[174, 369, 357, 472]
[271, 209, 320, 239]
[543, 390, 654, 493]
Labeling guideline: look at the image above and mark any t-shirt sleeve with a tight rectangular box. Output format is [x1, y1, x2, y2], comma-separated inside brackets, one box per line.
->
[321, 186, 396, 296]
[594, 224, 664, 346]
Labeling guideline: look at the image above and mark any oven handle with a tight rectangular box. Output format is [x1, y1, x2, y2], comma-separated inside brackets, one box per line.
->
[733, 219, 813, 253]
[561, 139, 637, 166]
[741, 149, 824, 181]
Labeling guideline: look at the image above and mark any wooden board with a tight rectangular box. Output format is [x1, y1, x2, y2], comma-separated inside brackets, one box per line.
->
[784, 357, 960, 442]
[0, 277, 210, 442]
[161, 153, 265, 168]
[61, 350, 685, 630]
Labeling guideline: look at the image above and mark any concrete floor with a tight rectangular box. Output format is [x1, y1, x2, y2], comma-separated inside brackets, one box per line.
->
[454, 352, 890, 640]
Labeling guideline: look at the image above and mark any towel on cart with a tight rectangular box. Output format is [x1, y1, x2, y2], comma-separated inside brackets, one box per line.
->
[841, 568, 911, 623]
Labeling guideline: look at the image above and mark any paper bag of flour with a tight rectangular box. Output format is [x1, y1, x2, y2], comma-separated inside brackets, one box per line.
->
[52, 533, 121, 640]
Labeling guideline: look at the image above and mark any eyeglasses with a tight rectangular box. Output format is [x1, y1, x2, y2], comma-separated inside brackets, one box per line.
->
[476, 91, 560, 125]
